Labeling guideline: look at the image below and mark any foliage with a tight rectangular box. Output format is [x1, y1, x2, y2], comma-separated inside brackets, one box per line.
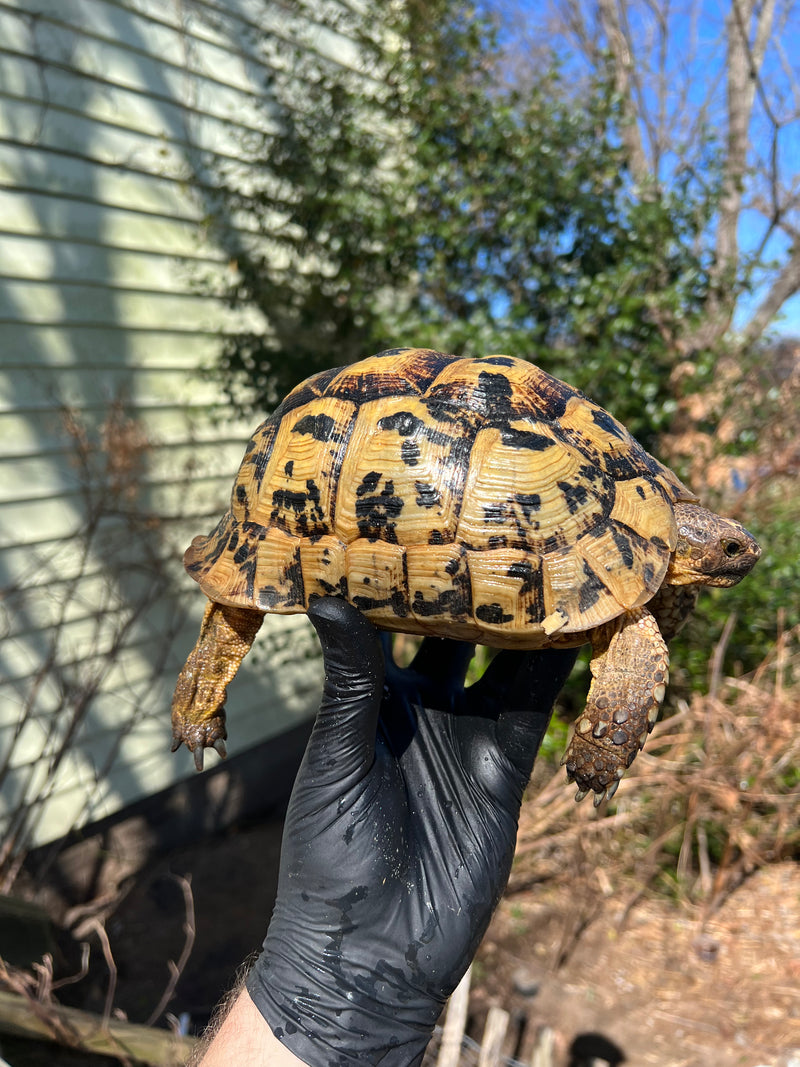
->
[208, 0, 717, 448]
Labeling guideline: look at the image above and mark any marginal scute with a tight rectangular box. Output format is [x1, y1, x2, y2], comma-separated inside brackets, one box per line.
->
[609, 477, 677, 550]
[345, 540, 407, 617]
[299, 535, 347, 601]
[466, 548, 547, 633]
[541, 546, 623, 632]
[254, 527, 304, 609]
[406, 544, 470, 621]
[579, 522, 669, 609]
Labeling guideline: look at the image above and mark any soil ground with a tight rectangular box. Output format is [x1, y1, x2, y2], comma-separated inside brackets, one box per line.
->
[4, 810, 799, 1067]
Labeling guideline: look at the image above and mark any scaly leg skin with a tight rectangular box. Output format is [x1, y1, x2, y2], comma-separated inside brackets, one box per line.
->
[562, 607, 669, 806]
[171, 599, 264, 770]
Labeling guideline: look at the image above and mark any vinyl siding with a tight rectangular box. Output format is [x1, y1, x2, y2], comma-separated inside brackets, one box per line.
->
[0, 0, 362, 850]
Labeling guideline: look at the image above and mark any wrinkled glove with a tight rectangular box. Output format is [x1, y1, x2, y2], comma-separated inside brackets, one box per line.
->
[246, 598, 577, 1067]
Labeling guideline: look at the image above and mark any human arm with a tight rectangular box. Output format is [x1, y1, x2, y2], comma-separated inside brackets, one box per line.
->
[198, 598, 577, 1066]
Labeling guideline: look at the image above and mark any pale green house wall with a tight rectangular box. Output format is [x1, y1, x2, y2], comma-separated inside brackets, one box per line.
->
[0, 0, 359, 852]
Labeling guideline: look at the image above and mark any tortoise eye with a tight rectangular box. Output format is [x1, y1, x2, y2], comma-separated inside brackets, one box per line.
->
[722, 538, 743, 557]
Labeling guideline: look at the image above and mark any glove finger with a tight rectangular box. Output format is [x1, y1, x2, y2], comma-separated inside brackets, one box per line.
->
[491, 647, 579, 777]
[462, 647, 577, 776]
[305, 597, 385, 784]
[407, 636, 475, 695]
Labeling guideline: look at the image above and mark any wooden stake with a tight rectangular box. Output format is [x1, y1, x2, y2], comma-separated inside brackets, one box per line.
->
[436, 966, 471, 1067]
[0, 990, 196, 1065]
[477, 1005, 509, 1067]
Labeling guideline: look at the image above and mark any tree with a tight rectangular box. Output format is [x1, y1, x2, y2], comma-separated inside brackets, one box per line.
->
[530, 0, 800, 451]
[207, 0, 716, 446]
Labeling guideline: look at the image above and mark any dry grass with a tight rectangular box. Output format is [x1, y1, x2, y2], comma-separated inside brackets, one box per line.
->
[511, 621, 800, 911]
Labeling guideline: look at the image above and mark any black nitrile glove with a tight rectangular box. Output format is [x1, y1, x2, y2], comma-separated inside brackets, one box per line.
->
[246, 598, 577, 1067]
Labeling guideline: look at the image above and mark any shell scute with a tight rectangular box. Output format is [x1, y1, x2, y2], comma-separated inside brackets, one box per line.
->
[334, 396, 473, 546]
[466, 548, 547, 637]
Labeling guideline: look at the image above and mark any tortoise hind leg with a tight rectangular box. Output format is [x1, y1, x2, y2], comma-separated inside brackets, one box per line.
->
[562, 607, 669, 806]
[171, 600, 264, 770]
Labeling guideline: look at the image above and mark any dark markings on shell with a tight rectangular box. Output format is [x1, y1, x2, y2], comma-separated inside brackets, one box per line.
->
[270, 478, 327, 538]
[284, 460, 294, 477]
[475, 602, 514, 625]
[378, 410, 422, 436]
[236, 548, 257, 602]
[610, 524, 635, 567]
[354, 474, 404, 542]
[509, 560, 547, 621]
[590, 407, 627, 440]
[329, 370, 419, 402]
[635, 484, 646, 500]
[258, 585, 282, 609]
[428, 530, 444, 545]
[476, 371, 514, 419]
[483, 356, 516, 368]
[248, 420, 280, 492]
[187, 516, 233, 574]
[352, 589, 409, 617]
[500, 427, 554, 452]
[421, 396, 478, 430]
[514, 493, 541, 522]
[292, 412, 336, 442]
[577, 561, 606, 612]
[413, 585, 469, 618]
[400, 440, 421, 466]
[482, 502, 507, 525]
[558, 480, 590, 514]
[273, 366, 343, 419]
[415, 482, 440, 508]
[602, 449, 654, 482]
[283, 553, 305, 606]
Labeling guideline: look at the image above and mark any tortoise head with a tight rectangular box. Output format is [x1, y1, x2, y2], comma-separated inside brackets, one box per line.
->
[664, 503, 761, 588]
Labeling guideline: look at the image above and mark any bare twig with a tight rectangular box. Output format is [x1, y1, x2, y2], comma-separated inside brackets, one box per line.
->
[146, 874, 197, 1028]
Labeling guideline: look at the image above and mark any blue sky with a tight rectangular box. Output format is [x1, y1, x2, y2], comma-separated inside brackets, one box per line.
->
[488, 0, 800, 340]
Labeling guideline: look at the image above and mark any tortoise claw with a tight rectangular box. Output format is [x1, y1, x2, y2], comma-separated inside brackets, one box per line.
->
[213, 738, 227, 760]
[193, 746, 205, 772]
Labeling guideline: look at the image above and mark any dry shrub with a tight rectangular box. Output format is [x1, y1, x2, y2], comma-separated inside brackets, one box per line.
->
[511, 621, 800, 911]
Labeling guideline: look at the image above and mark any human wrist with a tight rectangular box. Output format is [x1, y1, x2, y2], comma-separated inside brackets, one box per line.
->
[245, 922, 444, 1067]
[197, 987, 309, 1066]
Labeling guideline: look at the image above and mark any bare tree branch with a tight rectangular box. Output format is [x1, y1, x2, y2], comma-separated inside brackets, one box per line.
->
[740, 250, 800, 346]
[596, 0, 651, 184]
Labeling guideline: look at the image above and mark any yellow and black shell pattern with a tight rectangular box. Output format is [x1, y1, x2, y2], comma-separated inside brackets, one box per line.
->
[184, 349, 695, 649]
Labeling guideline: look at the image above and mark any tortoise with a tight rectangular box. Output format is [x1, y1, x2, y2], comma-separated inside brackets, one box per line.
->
[171, 348, 760, 803]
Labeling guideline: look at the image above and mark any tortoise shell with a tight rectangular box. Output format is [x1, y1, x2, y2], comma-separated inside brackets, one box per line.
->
[183, 348, 694, 648]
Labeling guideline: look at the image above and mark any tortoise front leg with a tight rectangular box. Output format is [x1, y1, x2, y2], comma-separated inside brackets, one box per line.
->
[171, 599, 264, 770]
[562, 607, 669, 806]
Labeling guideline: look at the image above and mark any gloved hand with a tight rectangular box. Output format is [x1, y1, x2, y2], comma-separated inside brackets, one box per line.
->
[246, 598, 577, 1067]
